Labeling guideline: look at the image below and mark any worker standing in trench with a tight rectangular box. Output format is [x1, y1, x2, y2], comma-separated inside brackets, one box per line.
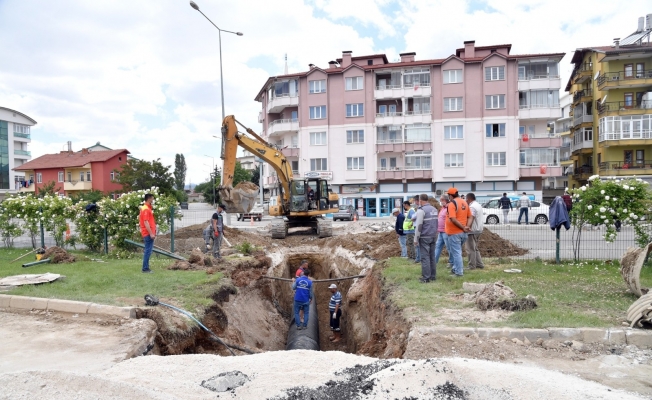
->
[328, 284, 342, 343]
[292, 269, 313, 330]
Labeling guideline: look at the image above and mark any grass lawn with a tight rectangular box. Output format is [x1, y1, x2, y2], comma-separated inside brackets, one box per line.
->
[0, 248, 223, 313]
[382, 257, 652, 329]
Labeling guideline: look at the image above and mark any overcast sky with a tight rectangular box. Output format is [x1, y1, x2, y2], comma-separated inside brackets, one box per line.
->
[1, 0, 650, 187]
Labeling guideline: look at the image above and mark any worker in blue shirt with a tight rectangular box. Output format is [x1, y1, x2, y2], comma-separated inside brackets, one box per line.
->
[292, 269, 314, 330]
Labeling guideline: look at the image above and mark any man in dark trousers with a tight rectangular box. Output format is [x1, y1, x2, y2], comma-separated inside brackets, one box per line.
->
[139, 193, 156, 273]
[499, 192, 513, 224]
[203, 204, 225, 259]
[328, 283, 342, 343]
[393, 207, 407, 257]
[292, 269, 313, 330]
[414, 193, 438, 282]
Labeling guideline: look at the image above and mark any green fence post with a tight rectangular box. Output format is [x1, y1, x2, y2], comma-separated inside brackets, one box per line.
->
[170, 205, 175, 253]
[104, 227, 109, 255]
[555, 227, 561, 264]
[39, 207, 45, 248]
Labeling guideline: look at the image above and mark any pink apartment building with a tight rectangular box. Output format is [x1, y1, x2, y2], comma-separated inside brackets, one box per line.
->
[255, 41, 564, 217]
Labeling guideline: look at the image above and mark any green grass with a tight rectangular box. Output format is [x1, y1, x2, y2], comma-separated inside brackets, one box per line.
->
[382, 257, 652, 329]
[0, 249, 223, 313]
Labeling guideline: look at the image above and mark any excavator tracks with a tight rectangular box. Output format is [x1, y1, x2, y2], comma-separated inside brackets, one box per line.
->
[270, 219, 288, 239]
[316, 219, 333, 238]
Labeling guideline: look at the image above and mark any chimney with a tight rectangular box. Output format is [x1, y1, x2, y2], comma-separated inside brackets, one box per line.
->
[67, 141, 72, 153]
[463, 40, 475, 58]
[81, 148, 89, 155]
[399, 52, 416, 63]
[308, 63, 315, 69]
[647, 14, 652, 30]
[341, 51, 352, 68]
[614, 38, 620, 49]
[328, 61, 338, 69]
[638, 16, 645, 32]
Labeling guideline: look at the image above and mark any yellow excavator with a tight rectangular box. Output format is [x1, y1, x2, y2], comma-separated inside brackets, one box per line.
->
[218, 115, 339, 239]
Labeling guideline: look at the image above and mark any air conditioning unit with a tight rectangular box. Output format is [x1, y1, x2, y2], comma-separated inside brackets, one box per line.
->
[611, 76, 619, 81]
[435, 189, 443, 196]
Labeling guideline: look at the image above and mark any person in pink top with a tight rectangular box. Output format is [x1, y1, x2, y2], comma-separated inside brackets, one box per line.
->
[434, 195, 453, 270]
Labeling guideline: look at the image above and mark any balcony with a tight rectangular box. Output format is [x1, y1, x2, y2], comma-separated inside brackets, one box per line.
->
[572, 62, 593, 84]
[268, 118, 299, 137]
[519, 134, 562, 148]
[572, 89, 593, 105]
[376, 167, 432, 181]
[64, 180, 93, 191]
[572, 114, 593, 127]
[518, 105, 561, 120]
[599, 161, 652, 176]
[266, 94, 299, 113]
[13, 132, 30, 140]
[597, 100, 652, 116]
[573, 166, 594, 181]
[375, 112, 403, 125]
[571, 139, 593, 154]
[376, 139, 432, 153]
[14, 149, 31, 157]
[17, 183, 35, 193]
[374, 84, 431, 100]
[599, 129, 652, 143]
[517, 75, 561, 91]
[597, 69, 652, 91]
[281, 146, 300, 157]
[519, 166, 562, 177]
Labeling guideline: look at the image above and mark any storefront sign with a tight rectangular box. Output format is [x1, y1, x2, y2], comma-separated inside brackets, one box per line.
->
[341, 184, 377, 194]
[304, 171, 333, 180]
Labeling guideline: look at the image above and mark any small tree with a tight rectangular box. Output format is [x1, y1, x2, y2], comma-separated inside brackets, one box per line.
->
[233, 161, 253, 186]
[114, 158, 176, 196]
[174, 153, 187, 192]
[37, 181, 62, 197]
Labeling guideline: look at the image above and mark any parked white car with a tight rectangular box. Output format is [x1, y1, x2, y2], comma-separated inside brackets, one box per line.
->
[481, 197, 549, 225]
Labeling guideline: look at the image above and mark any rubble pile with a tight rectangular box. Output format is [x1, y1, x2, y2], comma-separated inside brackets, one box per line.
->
[42, 246, 76, 264]
[169, 249, 215, 271]
[463, 281, 537, 312]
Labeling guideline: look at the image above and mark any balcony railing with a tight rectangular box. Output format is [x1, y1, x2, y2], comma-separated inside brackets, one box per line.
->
[376, 112, 403, 118]
[378, 166, 403, 171]
[573, 166, 593, 177]
[518, 73, 560, 81]
[599, 129, 652, 142]
[402, 82, 431, 88]
[375, 84, 402, 90]
[269, 118, 298, 127]
[599, 160, 652, 171]
[404, 165, 432, 170]
[403, 110, 431, 116]
[579, 62, 593, 72]
[597, 69, 652, 87]
[573, 114, 592, 126]
[14, 149, 31, 156]
[13, 132, 30, 139]
[597, 100, 652, 115]
[518, 103, 560, 110]
[376, 137, 432, 144]
[573, 89, 592, 103]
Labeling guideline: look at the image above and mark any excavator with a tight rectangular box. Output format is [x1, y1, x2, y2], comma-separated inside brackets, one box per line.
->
[218, 115, 339, 239]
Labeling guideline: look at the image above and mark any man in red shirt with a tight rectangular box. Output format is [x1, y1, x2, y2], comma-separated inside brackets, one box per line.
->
[139, 193, 156, 273]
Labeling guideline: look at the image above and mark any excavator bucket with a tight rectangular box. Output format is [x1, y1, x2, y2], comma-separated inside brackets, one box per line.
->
[218, 184, 259, 214]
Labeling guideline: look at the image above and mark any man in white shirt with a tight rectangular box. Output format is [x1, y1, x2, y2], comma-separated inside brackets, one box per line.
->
[517, 192, 531, 225]
[464, 193, 484, 270]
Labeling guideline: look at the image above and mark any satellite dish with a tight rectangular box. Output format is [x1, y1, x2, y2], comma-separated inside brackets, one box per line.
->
[594, 71, 600, 80]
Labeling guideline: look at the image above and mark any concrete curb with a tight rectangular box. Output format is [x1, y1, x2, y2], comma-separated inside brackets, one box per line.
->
[0, 294, 136, 318]
[410, 326, 652, 348]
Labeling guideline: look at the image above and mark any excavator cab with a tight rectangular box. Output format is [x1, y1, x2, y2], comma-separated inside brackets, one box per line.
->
[289, 178, 331, 213]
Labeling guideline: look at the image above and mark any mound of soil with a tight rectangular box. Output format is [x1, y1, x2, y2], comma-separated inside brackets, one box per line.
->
[42, 246, 76, 264]
[478, 228, 529, 257]
[234, 181, 259, 192]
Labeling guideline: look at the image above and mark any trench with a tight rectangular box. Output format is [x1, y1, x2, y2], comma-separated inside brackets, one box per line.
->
[137, 246, 409, 358]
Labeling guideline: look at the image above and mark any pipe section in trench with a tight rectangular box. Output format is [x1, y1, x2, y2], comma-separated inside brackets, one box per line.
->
[285, 299, 320, 351]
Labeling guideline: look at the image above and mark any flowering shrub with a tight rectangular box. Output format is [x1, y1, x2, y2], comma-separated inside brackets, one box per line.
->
[569, 176, 651, 248]
[0, 195, 73, 247]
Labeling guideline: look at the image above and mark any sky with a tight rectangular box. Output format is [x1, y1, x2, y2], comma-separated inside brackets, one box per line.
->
[1, 0, 650, 187]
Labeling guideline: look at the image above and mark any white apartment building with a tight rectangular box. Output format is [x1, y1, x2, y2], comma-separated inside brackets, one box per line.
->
[0, 107, 36, 197]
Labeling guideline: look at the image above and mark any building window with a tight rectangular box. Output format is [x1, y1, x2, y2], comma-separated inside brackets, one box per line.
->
[403, 68, 430, 87]
[443, 69, 462, 84]
[310, 132, 327, 145]
[485, 94, 505, 109]
[345, 77, 363, 90]
[485, 66, 505, 81]
[347, 157, 364, 170]
[309, 106, 326, 119]
[444, 153, 464, 168]
[520, 148, 560, 166]
[347, 130, 364, 144]
[58, 171, 64, 182]
[444, 97, 463, 112]
[487, 152, 507, 166]
[405, 123, 431, 142]
[87, 171, 92, 182]
[67, 172, 72, 182]
[376, 125, 402, 143]
[519, 90, 560, 109]
[444, 125, 464, 139]
[346, 103, 364, 117]
[37, 173, 42, 183]
[310, 158, 328, 171]
[405, 152, 431, 169]
[110, 171, 116, 181]
[309, 80, 326, 93]
[291, 160, 299, 174]
[379, 157, 398, 170]
[14, 124, 30, 136]
[270, 79, 298, 98]
[486, 123, 506, 138]
[80, 172, 85, 182]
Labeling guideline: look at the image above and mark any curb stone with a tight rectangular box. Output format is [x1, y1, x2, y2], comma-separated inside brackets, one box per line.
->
[0, 294, 135, 318]
[411, 326, 652, 349]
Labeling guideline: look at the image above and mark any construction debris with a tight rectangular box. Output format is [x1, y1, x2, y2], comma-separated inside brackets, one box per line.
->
[169, 249, 215, 271]
[465, 281, 537, 312]
[0, 273, 64, 290]
[620, 243, 651, 297]
[42, 246, 76, 264]
[627, 292, 652, 328]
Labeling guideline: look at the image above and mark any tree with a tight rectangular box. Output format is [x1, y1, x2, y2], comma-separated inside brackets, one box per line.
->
[114, 158, 175, 195]
[233, 161, 253, 186]
[195, 167, 221, 204]
[69, 189, 104, 205]
[173, 154, 187, 191]
[251, 166, 260, 187]
[37, 181, 61, 197]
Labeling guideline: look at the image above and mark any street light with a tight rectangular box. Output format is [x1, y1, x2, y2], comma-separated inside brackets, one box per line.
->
[189, 0, 242, 121]
[204, 155, 215, 206]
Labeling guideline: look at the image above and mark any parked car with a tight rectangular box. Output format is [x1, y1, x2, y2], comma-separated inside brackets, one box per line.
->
[482, 197, 549, 225]
[179, 202, 189, 210]
[237, 203, 264, 221]
[333, 204, 358, 221]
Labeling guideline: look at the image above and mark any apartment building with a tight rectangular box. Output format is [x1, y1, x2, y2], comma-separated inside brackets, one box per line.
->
[0, 107, 36, 197]
[550, 93, 572, 195]
[255, 41, 564, 217]
[566, 15, 652, 187]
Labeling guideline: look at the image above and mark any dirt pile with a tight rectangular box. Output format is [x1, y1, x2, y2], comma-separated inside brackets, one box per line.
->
[477, 228, 528, 257]
[42, 246, 76, 263]
[168, 249, 215, 271]
[465, 281, 538, 312]
[234, 181, 259, 192]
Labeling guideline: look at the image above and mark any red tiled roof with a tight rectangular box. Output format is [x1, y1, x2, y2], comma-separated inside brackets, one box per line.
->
[336, 54, 390, 63]
[456, 44, 512, 57]
[14, 149, 129, 171]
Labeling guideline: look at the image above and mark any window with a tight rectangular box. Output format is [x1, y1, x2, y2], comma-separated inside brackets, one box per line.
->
[345, 77, 363, 90]
[444, 97, 463, 112]
[405, 123, 431, 142]
[411, 98, 430, 114]
[67, 172, 72, 182]
[380, 157, 398, 170]
[636, 63, 645, 78]
[376, 125, 402, 143]
[486, 123, 506, 138]
[485, 94, 505, 109]
[405, 152, 431, 169]
[110, 171, 118, 181]
[309, 80, 326, 93]
[346, 103, 364, 117]
[310, 158, 327, 171]
[519, 90, 560, 109]
[58, 171, 64, 182]
[443, 69, 462, 84]
[271, 79, 298, 98]
[291, 160, 299, 173]
[403, 68, 430, 87]
[624, 64, 633, 79]
[14, 124, 30, 135]
[487, 152, 506, 166]
[347, 130, 364, 144]
[624, 93, 633, 108]
[347, 157, 364, 170]
[636, 150, 645, 165]
[444, 153, 464, 168]
[309, 106, 326, 119]
[444, 125, 464, 139]
[310, 132, 327, 145]
[87, 171, 92, 182]
[485, 66, 505, 81]
[519, 148, 560, 166]
[37, 173, 42, 183]
[80, 172, 84, 182]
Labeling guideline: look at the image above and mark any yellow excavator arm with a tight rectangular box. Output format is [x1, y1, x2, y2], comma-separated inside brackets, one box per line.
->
[219, 115, 292, 213]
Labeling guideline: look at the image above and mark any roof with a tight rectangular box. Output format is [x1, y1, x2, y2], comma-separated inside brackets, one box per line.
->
[0, 107, 37, 125]
[335, 53, 389, 64]
[455, 44, 512, 57]
[14, 149, 130, 171]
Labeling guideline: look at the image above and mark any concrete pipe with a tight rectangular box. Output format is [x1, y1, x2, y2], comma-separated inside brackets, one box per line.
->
[286, 299, 320, 351]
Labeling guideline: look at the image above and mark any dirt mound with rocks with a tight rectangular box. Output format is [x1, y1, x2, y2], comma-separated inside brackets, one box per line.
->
[464, 281, 538, 312]
[168, 249, 216, 271]
[42, 246, 76, 263]
[234, 181, 259, 192]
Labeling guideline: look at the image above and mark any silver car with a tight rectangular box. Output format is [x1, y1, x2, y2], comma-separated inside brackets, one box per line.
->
[333, 205, 358, 221]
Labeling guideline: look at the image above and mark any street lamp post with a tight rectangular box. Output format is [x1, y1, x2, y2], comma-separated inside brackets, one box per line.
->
[204, 155, 215, 207]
